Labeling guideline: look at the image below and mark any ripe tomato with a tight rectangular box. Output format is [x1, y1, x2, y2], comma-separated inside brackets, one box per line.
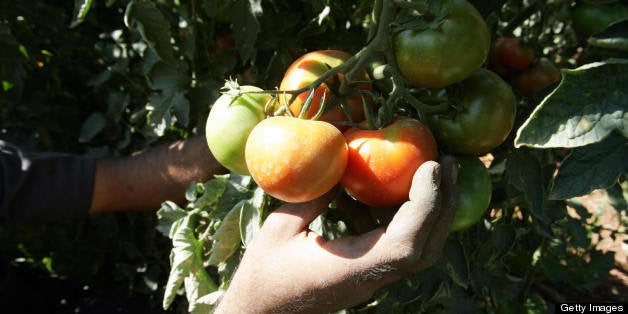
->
[512, 59, 561, 100]
[488, 37, 535, 76]
[277, 50, 371, 129]
[451, 156, 492, 231]
[245, 116, 348, 203]
[205, 85, 269, 175]
[393, 0, 490, 88]
[571, 2, 628, 38]
[340, 118, 438, 207]
[426, 68, 517, 155]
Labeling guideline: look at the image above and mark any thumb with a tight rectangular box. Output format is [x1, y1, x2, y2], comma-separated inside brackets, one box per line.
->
[384, 160, 442, 253]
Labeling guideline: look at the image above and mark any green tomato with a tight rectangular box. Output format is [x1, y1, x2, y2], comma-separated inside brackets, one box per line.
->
[451, 156, 492, 232]
[393, 0, 490, 88]
[426, 69, 517, 155]
[571, 2, 628, 38]
[205, 86, 269, 175]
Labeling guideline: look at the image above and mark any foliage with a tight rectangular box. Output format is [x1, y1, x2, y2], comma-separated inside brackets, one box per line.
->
[0, 0, 626, 313]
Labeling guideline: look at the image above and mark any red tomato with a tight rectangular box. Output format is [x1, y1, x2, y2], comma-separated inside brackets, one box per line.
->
[489, 37, 535, 76]
[277, 50, 371, 129]
[245, 116, 348, 203]
[513, 59, 562, 99]
[340, 118, 438, 207]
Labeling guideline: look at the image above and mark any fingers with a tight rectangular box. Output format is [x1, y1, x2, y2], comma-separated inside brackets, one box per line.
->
[384, 160, 442, 251]
[261, 187, 338, 237]
[413, 155, 459, 270]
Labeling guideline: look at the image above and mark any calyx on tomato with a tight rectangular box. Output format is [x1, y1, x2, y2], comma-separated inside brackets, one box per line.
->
[393, 0, 490, 88]
[276, 50, 372, 129]
[426, 68, 517, 155]
[205, 85, 269, 175]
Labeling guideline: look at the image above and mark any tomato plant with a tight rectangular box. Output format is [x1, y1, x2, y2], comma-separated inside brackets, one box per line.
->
[245, 116, 348, 203]
[205, 85, 269, 175]
[450, 156, 492, 231]
[571, 1, 628, 38]
[488, 37, 535, 76]
[393, 0, 490, 88]
[277, 50, 371, 128]
[512, 59, 562, 99]
[426, 68, 517, 155]
[340, 118, 438, 207]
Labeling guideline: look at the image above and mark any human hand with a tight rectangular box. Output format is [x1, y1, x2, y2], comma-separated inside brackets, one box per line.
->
[214, 156, 459, 313]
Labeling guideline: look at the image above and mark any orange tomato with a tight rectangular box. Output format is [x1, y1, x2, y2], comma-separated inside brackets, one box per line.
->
[277, 50, 371, 129]
[340, 118, 438, 207]
[245, 116, 348, 203]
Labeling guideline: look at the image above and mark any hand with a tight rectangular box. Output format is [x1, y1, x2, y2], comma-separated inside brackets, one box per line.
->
[214, 156, 459, 313]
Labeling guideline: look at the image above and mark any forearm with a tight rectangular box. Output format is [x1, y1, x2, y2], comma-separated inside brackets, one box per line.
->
[89, 136, 226, 213]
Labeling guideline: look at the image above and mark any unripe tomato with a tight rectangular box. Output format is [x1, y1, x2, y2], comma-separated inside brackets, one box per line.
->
[451, 156, 492, 232]
[488, 37, 535, 75]
[426, 69, 517, 155]
[571, 1, 628, 39]
[245, 116, 348, 203]
[513, 59, 562, 100]
[340, 118, 438, 207]
[393, 0, 490, 88]
[277, 50, 371, 129]
[205, 86, 269, 175]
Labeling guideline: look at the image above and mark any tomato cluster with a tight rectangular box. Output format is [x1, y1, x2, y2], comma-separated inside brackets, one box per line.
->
[488, 36, 562, 100]
[204, 0, 520, 231]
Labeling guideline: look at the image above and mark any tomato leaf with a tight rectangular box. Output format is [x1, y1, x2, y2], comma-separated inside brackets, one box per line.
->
[207, 201, 244, 265]
[505, 151, 546, 222]
[549, 132, 628, 200]
[239, 186, 264, 247]
[443, 239, 468, 289]
[588, 19, 628, 52]
[70, 0, 93, 28]
[163, 213, 217, 311]
[78, 112, 106, 143]
[124, 0, 176, 65]
[515, 59, 628, 148]
[226, 0, 261, 62]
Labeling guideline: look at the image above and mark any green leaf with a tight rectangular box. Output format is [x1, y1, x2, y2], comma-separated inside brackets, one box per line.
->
[78, 112, 107, 143]
[163, 214, 217, 310]
[506, 151, 545, 220]
[515, 59, 628, 148]
[549, 132, 627, 200]
[124, 0, 176, 64]
[239, 187, 263, 247]
[588, 19, 628, 52]
[147, 61, 190, 91]
[156, 201, 188, 237]
[207, 202, 243, 265]
[227, 0, 261, 62]
[70, 0, 93, 28]
[444, 239, 468, 289]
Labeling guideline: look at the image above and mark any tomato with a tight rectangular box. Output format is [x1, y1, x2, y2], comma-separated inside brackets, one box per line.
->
[393, 0, 490, 88]
[277, 50, 371, 129]
[340, 118, 438, 207]
[245, 116, 348, 203]
[426, 68, 517, 155]
[451, 156, 492, 231]
[213, 35, 236, 54]
[488, 37, 535, 76]
[571, 2, 628, 38]
[205, 86, 269, 175]
[512, 59, 562, 100]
